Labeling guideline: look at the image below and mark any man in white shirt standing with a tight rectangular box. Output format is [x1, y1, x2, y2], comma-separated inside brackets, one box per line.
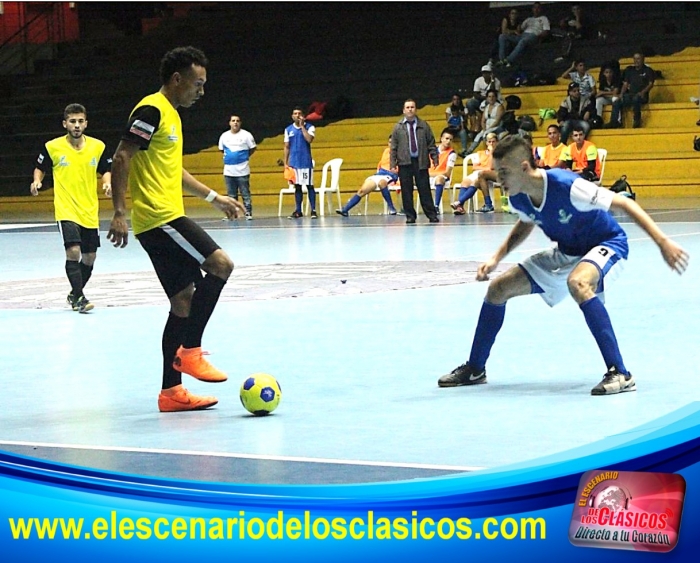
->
[497, 2, 550, 68]
[218, 115, 257, 220]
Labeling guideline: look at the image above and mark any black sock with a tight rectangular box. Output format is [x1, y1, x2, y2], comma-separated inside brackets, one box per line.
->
[79, 262, 93, 288]
[65, 260, 84, 298]
[162, 312, 188, 389]
[181, 274, 227, 349]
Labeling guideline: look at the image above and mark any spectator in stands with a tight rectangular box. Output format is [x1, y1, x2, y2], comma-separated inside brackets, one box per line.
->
[552, 5, 591, 63]
[561, 59, 597, 99]
[466, 89, 505, 155]
[693, 76, 700, 125]
[390, 99, 440, 224]
[595, 64, 622, 126]
[557, 82, 595, 144]
[497, 2, 550, 68]
[336, 137, 399, 216]
[559, 125, 601, 182]
[535, 124, 566, 169]
[31, 103, 112, 314]
[430, 129, 458, 211]
[445, 93, 469, 158]
[465, 66, 502, 143]
[218, 115, 256, 220]
[285, 107, 317, 218]
[557, 4, 589, 39]
[490, 7, 521, 64]
[451, 133, 499, 215]
[606, 52, 655, 129]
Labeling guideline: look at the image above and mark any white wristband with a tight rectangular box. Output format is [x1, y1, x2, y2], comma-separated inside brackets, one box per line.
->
[204, 190, 218, 203]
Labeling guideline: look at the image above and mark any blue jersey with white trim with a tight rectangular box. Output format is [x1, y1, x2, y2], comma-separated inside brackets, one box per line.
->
[284, 123, 314, 169]
[509, 168, 628, 258]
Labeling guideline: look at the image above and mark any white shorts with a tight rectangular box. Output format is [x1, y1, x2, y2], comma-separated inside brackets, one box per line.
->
[430, 176, 451, 189]
[291, 167, 314, 187]
[520, 245, 626, 307]
[367, 173, 397, 189]
[463, 170, 500, 187]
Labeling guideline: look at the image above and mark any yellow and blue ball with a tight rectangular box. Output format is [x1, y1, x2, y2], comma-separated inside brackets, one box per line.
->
[239, 373, 282, 416]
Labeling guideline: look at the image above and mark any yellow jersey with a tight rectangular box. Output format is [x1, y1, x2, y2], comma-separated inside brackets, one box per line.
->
[123, 92, 185, 235]
[37, 135, 110, 228]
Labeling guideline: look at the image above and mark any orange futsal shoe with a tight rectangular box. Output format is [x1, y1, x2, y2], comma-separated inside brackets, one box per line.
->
[172, 346, 228, 383]
[158, 385, 218, 412]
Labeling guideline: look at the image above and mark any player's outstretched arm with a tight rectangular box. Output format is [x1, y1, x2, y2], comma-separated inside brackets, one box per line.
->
[477, 220, 535, 281]
[108, 140, 139, 248]
[101, 171, 112, 197]
[30, 168, 45, 196]
[182, 169, 246, 219]
[611, 194, 689, 274]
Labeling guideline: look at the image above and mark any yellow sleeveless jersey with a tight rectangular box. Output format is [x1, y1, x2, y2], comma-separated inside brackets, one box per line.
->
[42, 135, 107, 228]
[126, 92, 184, 235]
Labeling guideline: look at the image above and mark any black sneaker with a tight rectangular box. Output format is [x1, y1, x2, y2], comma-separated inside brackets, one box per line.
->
[288, 210, 303, 219]
[75, 296, 94, 314]
[438, 363, 487, 387]
[310, 210, 318, 219]
[335, 209, 349, 217]
[67, 293, 78, 311]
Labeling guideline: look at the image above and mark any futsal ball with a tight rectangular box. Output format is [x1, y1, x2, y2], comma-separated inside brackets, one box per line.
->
[239, 373, 282, 416]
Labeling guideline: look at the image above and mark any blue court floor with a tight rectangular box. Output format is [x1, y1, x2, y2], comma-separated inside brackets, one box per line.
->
[1, 208, 699, 484]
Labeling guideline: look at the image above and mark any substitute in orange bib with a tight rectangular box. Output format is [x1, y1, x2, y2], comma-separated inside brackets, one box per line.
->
[558, 125, 601, 182]
[336, 137, 400, 216]
[451, 132, 499, 214]
[429, 129, 458, 211]
[536, 124, 566, 169]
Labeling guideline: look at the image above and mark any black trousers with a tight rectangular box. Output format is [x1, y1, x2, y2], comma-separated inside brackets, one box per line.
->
[398, 158, 438, 221]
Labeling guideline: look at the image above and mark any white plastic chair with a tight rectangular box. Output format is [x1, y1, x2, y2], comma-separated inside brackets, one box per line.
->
[417, 174, 452, 215]
[278, 159, 316, 217]
[306, 158, 343, 217]
[458, 154, 500, 212]
[364, 181, 399, 215]
[594, 148, 607, 187]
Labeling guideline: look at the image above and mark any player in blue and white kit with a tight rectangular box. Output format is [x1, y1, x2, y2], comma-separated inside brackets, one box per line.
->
[218, 115, 256, 219]
[284, 107, 316, 219]
[438, 135, 688, 395]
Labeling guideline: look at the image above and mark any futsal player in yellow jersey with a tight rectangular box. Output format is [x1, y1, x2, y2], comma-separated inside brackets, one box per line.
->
[108, 47, 245, 413]
[31, 103, 112, 313]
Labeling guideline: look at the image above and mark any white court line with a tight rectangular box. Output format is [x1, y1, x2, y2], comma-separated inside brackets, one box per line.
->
[0, 440, 484, 472]
[0, 223, 53, 230]
[628, 230, 700, 243]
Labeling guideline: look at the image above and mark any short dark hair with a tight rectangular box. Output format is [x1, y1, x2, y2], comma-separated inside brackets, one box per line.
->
[159, 46, 208, 85]
[292, 106, 305, 115]
[440, 128, 454, 138]
[547, 124, 561, 133]
[64, 103, 86, 120]
[492, 135, 536, 168]
[572, 124, 586, 134]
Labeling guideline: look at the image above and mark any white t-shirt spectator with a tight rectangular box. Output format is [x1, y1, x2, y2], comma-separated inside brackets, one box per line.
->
[472, 76, 502, 100]
[568, 72, 596, 99]
[521, 15, 550, 36]
[219, 129, 257, 177]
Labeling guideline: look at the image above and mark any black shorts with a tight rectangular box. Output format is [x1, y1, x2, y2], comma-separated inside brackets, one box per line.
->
[136, 216, 221, 298]
[58, 221, 100, 253]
